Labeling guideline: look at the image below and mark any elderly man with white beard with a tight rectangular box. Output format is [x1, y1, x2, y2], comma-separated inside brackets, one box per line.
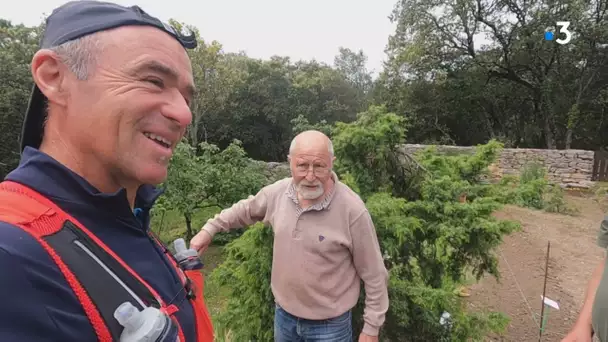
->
[190, 130, 389, 342]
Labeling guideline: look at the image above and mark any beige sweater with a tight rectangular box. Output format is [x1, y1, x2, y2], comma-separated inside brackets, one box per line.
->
[202, 175, 389, 336]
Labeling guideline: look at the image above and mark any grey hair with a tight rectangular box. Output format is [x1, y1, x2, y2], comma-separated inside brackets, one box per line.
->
[43, 33, 104, 130]
[289, 136, 334, 156]
[48, 33, 104, 80]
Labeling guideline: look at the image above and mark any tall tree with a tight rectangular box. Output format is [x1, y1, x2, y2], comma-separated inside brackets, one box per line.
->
[0, 20, 41, 178]
[334, 47, 373, 110]
[382, 0, 608, 149]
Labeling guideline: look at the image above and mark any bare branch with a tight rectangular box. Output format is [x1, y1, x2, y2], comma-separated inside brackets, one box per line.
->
[426, 12, 470, 54]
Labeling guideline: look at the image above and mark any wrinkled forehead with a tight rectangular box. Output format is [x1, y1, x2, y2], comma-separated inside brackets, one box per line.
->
[98, 26, 195, 95]
[292, 152, 332, 165]
[103, 26, 193, 76]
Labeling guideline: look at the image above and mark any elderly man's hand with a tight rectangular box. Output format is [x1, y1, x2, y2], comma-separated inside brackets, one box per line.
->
[190, 229, 212, 255]
[358, 333, 378, 342]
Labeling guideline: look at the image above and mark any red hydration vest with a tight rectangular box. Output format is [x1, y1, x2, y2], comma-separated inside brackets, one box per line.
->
[0, 180, 214, 342]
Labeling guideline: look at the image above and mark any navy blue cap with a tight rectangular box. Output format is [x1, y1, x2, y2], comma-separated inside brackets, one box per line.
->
[21, 0, 197, 152]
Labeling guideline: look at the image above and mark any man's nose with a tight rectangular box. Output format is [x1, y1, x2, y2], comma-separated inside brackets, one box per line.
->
[305, 171, 317, 182]
[162, 92, 193, 128]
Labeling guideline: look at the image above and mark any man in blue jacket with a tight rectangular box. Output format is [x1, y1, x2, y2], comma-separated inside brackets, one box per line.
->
[0, 1, 206, 341]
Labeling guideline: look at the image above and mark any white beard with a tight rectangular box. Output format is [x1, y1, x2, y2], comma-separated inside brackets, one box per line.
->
[296, 180, 325, 200]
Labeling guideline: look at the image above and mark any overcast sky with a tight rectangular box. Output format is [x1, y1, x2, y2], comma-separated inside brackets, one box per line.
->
[3, 0, 398, 75]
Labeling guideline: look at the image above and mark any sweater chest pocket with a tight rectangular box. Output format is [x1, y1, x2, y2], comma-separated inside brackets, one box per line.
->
[302, 228, 350, 266]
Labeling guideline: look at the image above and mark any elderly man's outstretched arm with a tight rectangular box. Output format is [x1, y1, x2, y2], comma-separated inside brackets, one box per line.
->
[190, 187, 270, 253]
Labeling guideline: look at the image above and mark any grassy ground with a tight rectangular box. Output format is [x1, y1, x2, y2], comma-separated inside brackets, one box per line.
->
[200, 245, 229, 321]
[150, 207, 219, 244]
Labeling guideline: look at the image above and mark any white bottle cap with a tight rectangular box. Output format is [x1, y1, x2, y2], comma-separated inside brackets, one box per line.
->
[114, 302, 144, 331]
[173, 238, 197, 261]
[115, 302, 170, 341]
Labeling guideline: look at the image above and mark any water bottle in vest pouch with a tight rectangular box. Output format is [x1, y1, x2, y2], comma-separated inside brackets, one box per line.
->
[114, 301, 180, 342]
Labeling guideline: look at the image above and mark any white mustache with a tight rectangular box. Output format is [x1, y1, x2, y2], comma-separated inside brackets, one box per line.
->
[299, 181, 321, 186]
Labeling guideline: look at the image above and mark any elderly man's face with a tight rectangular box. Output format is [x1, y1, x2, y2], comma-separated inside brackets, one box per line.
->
[65, 26, 194, 185]
[289, 142, 334, 200]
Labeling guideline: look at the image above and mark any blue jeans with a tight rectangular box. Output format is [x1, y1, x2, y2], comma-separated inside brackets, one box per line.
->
[274, 304, 353, 342]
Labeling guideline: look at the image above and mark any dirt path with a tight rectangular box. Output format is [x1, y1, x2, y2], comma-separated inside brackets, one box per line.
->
[467, 194, 607, 342]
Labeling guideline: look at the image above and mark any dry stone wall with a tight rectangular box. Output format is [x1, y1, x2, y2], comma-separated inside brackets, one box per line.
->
[264, 162, 291, 182]
[399, 144, 595, 188]
[264, 144, 596, 188]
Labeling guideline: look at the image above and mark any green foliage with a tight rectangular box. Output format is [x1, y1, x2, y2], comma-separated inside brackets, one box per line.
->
[490, 162, 578, 215]
[0, 20, 40, 178]
[211, 223, 275, 341]
[415, 141, 503, 186]
[366, 190, 518, 287]
[155, 142, 203, 240]
[157, 140, 266, 241]
[355, 264, 509, 342]
[336, 109, 517, 341]
[345, 140, 518, 340]
[543, 184, 573, 214]
[290, 114, 334, 137]
[592, 182, 608, 211]
[519, 162, 545, 184]
[382, 0, 608, 150]
[332, 105, 411, 200]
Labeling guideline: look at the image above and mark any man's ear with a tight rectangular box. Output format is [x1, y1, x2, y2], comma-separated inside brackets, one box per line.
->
[31, 49, 69, 107]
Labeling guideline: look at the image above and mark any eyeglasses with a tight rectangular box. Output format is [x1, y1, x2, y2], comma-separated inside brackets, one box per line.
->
[295, 163, 330, 176]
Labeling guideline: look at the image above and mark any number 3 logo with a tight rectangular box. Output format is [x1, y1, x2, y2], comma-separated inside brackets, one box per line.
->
[556, 21, 572, 45]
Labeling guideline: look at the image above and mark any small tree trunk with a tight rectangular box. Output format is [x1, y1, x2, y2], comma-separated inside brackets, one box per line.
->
[459, 193, 467, 203]
[185, 213, 193, 241]
[565, 129, 573, 150]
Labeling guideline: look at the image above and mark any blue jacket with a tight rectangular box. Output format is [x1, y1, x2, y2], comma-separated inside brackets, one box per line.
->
[0, 147, 196, 341]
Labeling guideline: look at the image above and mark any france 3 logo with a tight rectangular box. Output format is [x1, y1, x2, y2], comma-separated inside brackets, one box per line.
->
[544, 21, 572, 45]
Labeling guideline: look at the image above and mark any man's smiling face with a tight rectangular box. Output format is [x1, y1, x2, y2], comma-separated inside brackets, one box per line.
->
[65, 25, 195, 186]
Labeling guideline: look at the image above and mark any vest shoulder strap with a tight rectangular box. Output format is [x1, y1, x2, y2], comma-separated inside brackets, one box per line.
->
[0, 181, 57, 225]
[0, 181, 160, 341]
